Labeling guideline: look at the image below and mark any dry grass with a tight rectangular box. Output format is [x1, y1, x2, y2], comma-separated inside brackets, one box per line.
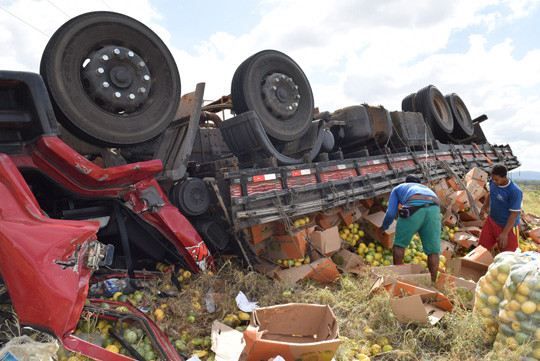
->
[140, 259, 527, 360]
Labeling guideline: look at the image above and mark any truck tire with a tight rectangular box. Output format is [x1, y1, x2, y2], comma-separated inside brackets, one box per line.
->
[40, 11, 181, 147]
[401, 93, 417, 112]
[415, 85, 453, 141]
[169, 178, 210, 217]
[445, 93, 474, 139]
[231, 50, 313, 141]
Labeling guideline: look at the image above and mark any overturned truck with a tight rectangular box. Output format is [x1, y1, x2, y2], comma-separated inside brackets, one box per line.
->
[0, 11, 519, 361]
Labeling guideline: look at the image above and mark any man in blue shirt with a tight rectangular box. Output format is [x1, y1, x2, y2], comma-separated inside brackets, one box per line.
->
[479, 163, 522, 252]
[380, 175, 441, 282]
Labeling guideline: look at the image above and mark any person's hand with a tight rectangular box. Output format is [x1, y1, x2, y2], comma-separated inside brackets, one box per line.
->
[497, 232, 509, 250]
[479, 208, 488, 220]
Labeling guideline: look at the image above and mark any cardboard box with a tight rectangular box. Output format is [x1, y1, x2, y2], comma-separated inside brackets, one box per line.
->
[243, 303, 340, 361]
[452, 190, 471, 212]
[465, 180, 487, 201]
[351, 205, 369, 221]
[316, 212, 342, 230]
[371, 276, 453, 325]
[363, 212, 396, 249]
[523, 213, 540, 227]
[459, 201, 482, 222]
[440, 240, 456, 260]
[526, 228, 540, 243]
[460, 220, 484, 228]
[446, 258, 489, 282]
[435, 273, 476, 309]
[339, 209, 354, 226]
[443, 212, 458, 227]
[433, 179, 450, 200]
[252, 241, 267, 257]
[446, 176, 461, 191]
[255, 260, 281, 278]
[246, 222, 279, 245]
[309, 226, 342, 255]
[463, 245, 494, 266]
[211, 321, 246, 361]
[360, 198, 375, 208]
[465, 167, 488, 186]
[331, 249, 366, 274]
[267, 229, 308, 259]
[451, 232, 478, 248]
[371, 264, 428, 279]
[274, 258, 340, 284]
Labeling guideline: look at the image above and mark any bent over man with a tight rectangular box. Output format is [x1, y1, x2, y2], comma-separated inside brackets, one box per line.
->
[380, 175, 441, 282]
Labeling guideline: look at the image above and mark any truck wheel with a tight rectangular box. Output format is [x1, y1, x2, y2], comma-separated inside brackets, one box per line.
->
[169, 178, 210, 217]
[231, 50, 313, 141]
[445, 93, 474, 139]
[401, 93, 417, 112]
[40, 11, 181, 147]
[415, 85, 453, 141]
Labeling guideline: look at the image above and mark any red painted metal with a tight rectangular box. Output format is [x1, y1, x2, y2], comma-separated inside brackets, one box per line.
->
[0, 154, 99, 338]
[8, 136, 214, 273]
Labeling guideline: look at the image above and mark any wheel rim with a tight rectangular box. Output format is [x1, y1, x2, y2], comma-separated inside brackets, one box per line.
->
[433, 95, 452, 128]
[81, 45, 151, 114]
[261, 72, 300, 119]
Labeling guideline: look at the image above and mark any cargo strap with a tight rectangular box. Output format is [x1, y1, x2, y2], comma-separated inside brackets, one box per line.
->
[473, 143, 493, 165]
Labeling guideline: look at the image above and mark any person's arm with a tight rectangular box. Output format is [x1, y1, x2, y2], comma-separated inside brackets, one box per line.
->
[381, 189, 399, 230]
[496, 211, 519, 249]
[480, 195, 490, 220]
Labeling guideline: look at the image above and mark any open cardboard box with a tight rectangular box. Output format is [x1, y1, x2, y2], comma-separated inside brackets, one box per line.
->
[363, 212, 396, 249]
[246, 222, 279, 245]
[435, 273, 476, 309]
[266, 229, 308, 259]
[243, 303, 340, 361]
[371, 276, 453, 325]
[463, 245, 494, 266]
[274, 258, 340, 285]
[331, 249, 366, 275]
[370, 263, 428, 280]
[309, 226, 342, 255]
[446, 257, 489, 282]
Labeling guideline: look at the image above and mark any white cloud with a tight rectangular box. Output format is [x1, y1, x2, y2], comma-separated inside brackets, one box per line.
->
[1, 0, 539, 171]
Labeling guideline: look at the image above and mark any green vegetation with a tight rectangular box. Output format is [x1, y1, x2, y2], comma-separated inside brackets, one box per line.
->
[515, 182, 540, 215]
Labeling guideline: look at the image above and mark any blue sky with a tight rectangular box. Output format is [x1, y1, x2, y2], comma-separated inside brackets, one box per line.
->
[1, 0, 539, 172]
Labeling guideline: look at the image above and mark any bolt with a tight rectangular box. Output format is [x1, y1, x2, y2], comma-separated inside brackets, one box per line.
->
[292, 102, 298, 107]
[96, 67, 104, 75]
[287, 106, 293, 111]
[113, 48, 121, 55]
[273, 78, 280, 84]
[295, 94, 301, 99]
[281, 74, 287, 80]
[143, 75, 150, 81]
[127, 51, 134, 58]
[114, 92, 121, 98]
[138, 61, 146, 68]
[102, 82, 110, 88]
[271, 86, 277, 91]
[138, 87, 146, 94]
[100, 55, 109, 62]
[128, 93, 135, 100]
[294, 85, 299, 90]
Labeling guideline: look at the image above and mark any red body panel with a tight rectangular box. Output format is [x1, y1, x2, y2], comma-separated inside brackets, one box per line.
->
[9, 136, 214, 273]
[0, 154, 98, 338]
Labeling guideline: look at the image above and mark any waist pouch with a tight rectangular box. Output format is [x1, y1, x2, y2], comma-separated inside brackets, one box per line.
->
[398, 203, 435, 218]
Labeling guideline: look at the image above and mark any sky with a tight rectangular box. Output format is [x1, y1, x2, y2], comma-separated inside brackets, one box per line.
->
[1, 0, 539, 172]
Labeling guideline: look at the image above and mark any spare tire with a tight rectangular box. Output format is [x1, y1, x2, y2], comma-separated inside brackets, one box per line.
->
[415, 85, 453, 141]
[445, 93, 474, 139]
[401, 93, 417, 112]
[231, 50, 313, 141]
[169, 178, 210, 217]
[40, 11, 181, 147]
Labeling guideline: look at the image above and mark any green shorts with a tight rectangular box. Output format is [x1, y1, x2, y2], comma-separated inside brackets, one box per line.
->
[394, 205, 441, 255]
